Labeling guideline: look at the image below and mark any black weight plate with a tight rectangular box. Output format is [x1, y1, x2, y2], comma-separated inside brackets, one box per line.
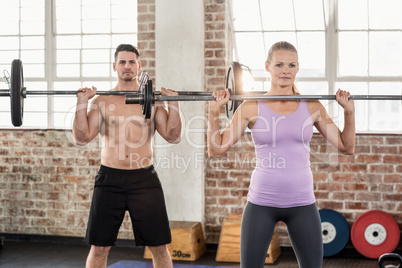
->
[143, 79, 153, 119]
[225, 61, 243, 121]
[10, 59, 24, 127]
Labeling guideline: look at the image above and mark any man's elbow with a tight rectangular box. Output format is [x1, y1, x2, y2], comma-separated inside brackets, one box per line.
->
[72, 132, 91, 146]
[208, 148, 225, 158]
[166, 136, 181, 144]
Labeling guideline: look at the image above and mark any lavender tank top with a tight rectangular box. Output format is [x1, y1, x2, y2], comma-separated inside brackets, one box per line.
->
[248, 100, 315, 208]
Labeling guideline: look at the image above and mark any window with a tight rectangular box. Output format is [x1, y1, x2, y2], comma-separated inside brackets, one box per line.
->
[232, 0, 402, 133]
[0, 0, 137, 129]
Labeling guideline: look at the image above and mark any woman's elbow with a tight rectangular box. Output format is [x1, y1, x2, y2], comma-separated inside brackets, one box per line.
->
[341, 146, 355, 155]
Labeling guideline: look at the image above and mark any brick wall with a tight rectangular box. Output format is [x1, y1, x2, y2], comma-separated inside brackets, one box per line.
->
[205, 0, 232, 94]
[1, 131, 400, 248]
[137, 0, 156, 84]
[205, 133, 402, 248]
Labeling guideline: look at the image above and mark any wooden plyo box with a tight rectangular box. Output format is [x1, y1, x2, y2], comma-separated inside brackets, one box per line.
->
[216, 213, 281, 263]
[144, 221, 206, 261]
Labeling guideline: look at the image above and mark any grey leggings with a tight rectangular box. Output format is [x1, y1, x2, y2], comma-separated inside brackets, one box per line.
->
[240, 202, 323, 268]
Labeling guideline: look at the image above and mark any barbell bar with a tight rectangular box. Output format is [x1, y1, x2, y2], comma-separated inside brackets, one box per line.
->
[3, 59, 402, 125]
[126, 61, 402, 119]
[3, 59, 217, 126]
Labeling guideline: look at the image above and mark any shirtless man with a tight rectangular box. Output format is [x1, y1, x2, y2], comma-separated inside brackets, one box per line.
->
[73, 44, 181, 268]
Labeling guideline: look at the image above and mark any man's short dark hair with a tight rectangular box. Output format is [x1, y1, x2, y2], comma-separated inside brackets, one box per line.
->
[114, 44, 140, 62]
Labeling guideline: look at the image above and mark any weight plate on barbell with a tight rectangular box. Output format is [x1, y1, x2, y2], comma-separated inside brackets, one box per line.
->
[225, 61, 243, 121]
[10, 59, 24, 127]
[143, 79, 153, 119]
[319, 209, 350, 257]
[351, 210, 400, 259]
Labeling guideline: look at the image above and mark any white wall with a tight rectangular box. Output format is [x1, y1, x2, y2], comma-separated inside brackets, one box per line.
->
[154, 0, 205, 223]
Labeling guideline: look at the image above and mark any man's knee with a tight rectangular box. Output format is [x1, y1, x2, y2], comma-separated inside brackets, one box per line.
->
[148, 244, 169, 258]
[90, 245, 112, 258]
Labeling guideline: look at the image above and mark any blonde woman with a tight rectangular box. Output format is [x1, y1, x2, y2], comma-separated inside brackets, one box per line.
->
[208, 41, 355, 268]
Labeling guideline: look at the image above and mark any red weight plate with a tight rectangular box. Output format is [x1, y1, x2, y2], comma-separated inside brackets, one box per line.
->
[351, 210, 400, 259]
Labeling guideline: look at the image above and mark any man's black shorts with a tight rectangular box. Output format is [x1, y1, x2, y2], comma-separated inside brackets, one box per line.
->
[84, 165, 171, 247]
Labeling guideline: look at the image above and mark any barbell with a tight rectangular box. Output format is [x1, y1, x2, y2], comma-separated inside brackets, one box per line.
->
[2, 59, 402, 126]
[2, 59, 215, 126]
[125, 61, 402, 119]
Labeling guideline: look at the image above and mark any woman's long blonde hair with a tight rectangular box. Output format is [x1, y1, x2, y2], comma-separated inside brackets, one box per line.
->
[266, 41, 300, 95]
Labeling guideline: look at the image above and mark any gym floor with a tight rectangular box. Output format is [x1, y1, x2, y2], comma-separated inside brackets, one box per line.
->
[0, 239, 393, 268]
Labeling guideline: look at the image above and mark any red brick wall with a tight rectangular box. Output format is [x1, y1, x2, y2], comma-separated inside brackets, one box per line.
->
[205, 133, 402, 249]
[0, 130, 136, 239]
[205, 0, 232, 94]
[137, 0, 155, 84]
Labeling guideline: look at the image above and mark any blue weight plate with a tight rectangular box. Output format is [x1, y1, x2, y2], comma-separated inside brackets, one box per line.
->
[319, 209, 350, 257]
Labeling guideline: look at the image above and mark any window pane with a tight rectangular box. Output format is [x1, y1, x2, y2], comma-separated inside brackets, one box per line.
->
[369, 0, 402, 29]
[0, 96, 10, 111]
[21, 50, 45, 64]
[0, 51, 19, 64]
[369, 32, 402, 76]
[55, 6, 81, 20]
[232, 0, 261, 31]
[54, 112, 74, 129]
[0, 7, 19, 21]
[0, 22, 19, 35]
[56, 20, 81, 34]
[83, 20, 111, 34]
[112, 4, 137, 20]
[24, 64, 45, 78]
[23, 112, 48, 128]
[21, 21, 45, 35]
[82, 5, 110, 20]
[294, 0, 324, 30]
[296, 32, 325, 77]
[21, 0, 44, 7]
[260, 0, 295, 31]
[338, 0, 367, 30]
[57, 50, 81, 64]
[25, 96, 48, 112]
[82, 49, 110, 63]
[57, 64, 81, 77]
[368, 82, 402, 131]
[0, 37, 19, 50]
[57, 36, 82, 49]
[21, 36, 45, 49]
[338, 32, 368, 76]
[0, 113, 13, 127]
[82, 63, 110, 77]
[53, 96, 77, 112]
[235, 32, 265, 70]
[21, 7, 44, 20]
[112, 20, 138, 33]
[83, 35, 111, 48]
